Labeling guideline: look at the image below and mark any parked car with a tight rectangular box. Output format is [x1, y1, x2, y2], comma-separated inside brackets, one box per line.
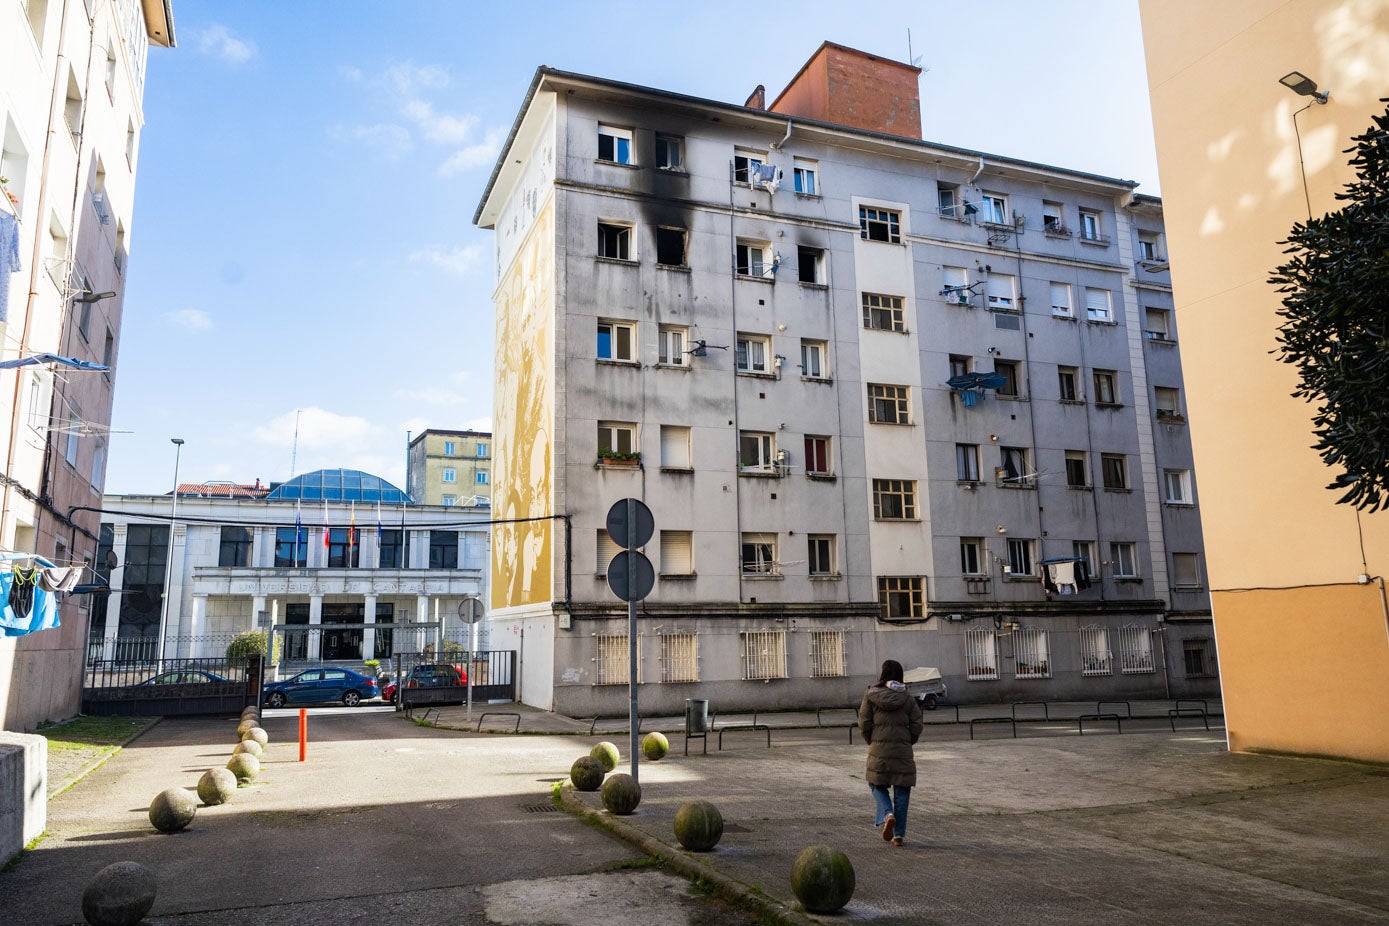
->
[380, 680, 398, 704]
[137, 669, 231, 686]
[262, 667, 378, 708]
[903, 666, 947, 711]
[397, 663, 468, 706]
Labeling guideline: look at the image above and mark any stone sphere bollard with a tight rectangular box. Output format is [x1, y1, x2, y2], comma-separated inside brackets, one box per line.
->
[790, 844, 856, 913]
[641, 731, 669, 761]
[232, 739, 263, 758]
[226, 753, 260, 784]
[148, 788, 197, 833]
[197, 768, 238, 806]
[589, 741, 620, 772]
[600, 773, 641, 815]
[570, 755, 605, 791]
[235, 718, 258, 738]
[241, 727, 269, 746]
[82, 861, 156, 926]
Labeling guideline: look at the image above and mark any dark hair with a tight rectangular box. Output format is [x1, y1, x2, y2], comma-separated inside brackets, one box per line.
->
[876, 659, 904, 686]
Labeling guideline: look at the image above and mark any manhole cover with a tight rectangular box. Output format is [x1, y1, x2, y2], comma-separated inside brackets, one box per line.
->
[522, 803, 561, 813]
[536, 777, 565, 782]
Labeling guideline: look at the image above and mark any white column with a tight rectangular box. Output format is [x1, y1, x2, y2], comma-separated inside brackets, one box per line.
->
[168, 524, 189, 656]
[251, 595, 267, 633]
[416, 594, 431, 651]
[363, 593, 377, 661]
[308, 594, 323, 661]
[104, 524, 128, 659]
[190, 595, 208, 655]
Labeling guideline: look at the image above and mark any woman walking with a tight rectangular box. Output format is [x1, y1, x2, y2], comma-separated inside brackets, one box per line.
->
[858, 659, 924, 846]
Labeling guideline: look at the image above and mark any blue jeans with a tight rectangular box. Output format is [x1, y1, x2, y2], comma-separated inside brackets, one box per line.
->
[870, 784, 910, 838]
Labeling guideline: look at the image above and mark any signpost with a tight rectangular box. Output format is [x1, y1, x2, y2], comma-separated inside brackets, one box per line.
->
[459, 596, 484, 720]
[605, 498, 654, 784]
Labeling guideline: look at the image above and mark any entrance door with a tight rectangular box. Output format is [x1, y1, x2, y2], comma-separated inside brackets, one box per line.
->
[322, 603, 364, 661]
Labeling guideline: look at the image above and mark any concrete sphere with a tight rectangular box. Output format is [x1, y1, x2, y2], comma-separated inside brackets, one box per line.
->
[570, 755, 605, 791]
[590, 741, 620, 772]
[226, 753, 260, 784]
[81, 861, 156, 926]
[235, 718, 258, 738]
[196, 768, 238, 806]
[240, 707, 260, 722]
[241, 727, 269, 746]
[673, 800, 724, 852]
[641, 731, 670, 761]
[600, 773, 641, 815]
[790, 844, 856, 913]
[232, 739, 263, 758]
[148, 788, 197, 833]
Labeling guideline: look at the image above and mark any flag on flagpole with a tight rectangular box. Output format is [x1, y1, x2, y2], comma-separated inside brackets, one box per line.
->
[323, 500, 330, 549]
[295, 500, 304, 565]
[348, 501, 357, 553]
[376, 500, 383, 548]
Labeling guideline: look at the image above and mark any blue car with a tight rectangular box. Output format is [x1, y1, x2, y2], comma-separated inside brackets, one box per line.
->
[263, 667, 378, 708]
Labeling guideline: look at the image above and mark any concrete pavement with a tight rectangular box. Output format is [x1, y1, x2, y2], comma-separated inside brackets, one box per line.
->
[3, 699, 1387, 924]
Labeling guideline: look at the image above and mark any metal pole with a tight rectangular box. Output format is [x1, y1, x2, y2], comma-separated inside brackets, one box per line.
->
[156, 438, 184, 662]
[627, 499, 640, 786]
[467, 597, 477, 722]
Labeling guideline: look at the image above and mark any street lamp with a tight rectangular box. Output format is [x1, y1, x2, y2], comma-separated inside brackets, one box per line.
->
[156, 438, 184, 662]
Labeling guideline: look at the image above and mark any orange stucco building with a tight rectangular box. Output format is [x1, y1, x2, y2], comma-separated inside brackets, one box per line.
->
[1140, 0, 1389, 762]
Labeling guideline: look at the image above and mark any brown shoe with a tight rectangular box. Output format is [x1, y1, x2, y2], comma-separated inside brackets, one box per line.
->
[892, 836, 904, 847]
[880, 815, 895, 841]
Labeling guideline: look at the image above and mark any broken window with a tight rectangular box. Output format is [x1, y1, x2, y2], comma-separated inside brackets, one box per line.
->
[656, 227, 686, 266]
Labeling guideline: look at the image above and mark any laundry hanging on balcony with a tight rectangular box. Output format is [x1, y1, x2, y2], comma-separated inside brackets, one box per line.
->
[0, 210, 21, 324]
[1040, 558, 1092, 596]
[749, 163, 781, 193]
[0, 565, 58, 637]
[947, 371, 1009, 407]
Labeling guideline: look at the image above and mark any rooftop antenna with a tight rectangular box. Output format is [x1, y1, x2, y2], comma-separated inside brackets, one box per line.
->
[907, 29, 924, 69]
[289, 408, 301, 478]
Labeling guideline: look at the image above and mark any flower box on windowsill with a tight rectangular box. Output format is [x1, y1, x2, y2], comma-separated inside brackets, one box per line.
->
[597, 452, 641, 468]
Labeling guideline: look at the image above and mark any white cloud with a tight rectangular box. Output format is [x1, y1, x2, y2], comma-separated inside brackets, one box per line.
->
[194, 25, 256, 64]
[382, 62, 450, 97]
[252, 407, 374, 450]
[167, 309, 212, 330]
[327, 123, 413, 160]
[402, 99, 477, 145]
[409, 243, 483, 276]
[439, 127, 506, 176]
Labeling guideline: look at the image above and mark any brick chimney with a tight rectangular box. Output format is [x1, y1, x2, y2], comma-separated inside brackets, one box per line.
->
[769, 41, 922, 139]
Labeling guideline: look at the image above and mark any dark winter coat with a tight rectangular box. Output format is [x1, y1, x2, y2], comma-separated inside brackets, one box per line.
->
[858, 684, 924, 788]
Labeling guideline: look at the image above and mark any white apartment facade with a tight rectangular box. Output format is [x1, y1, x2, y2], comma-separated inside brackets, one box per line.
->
[1, 0, 174, 730]
[476, 44, 1214, 717]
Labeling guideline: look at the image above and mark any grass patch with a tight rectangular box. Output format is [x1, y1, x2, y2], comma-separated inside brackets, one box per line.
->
[38, 715, 155, 749]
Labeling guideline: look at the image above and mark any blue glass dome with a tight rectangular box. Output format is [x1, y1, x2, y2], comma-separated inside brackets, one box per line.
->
[266, 469, 411, 504]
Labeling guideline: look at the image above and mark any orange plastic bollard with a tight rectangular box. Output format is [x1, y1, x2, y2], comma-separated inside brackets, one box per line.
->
[299, 708, 307, 762]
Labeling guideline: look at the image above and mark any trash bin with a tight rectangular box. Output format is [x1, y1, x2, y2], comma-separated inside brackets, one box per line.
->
[685, 698, 709, 735]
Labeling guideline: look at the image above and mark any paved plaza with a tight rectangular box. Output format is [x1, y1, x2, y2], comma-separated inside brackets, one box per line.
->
[2, 702, 1386, 924]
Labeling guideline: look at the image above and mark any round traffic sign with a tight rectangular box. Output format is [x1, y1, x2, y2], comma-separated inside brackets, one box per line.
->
[606, 498, 654, 550]
[607, 550, 655, 602]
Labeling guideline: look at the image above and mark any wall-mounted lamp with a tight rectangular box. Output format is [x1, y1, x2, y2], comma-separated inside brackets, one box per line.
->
[773, 354, 785, 369]
[995, 524, 1007, 534]
[73, 290, 116, 304]
[1279, 71, 1329, 104]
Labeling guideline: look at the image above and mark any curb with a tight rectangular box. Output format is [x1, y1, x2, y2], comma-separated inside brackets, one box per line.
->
[557, 784, 819, 926]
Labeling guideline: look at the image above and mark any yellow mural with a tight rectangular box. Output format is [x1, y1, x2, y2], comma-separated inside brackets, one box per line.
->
[492, 200, 555, 610]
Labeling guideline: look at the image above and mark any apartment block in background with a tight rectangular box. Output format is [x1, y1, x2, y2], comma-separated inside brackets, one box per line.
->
[407, 429, 492, 506]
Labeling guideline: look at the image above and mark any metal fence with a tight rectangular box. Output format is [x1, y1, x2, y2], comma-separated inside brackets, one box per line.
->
[82, 656, 261, 717]
[391, 649, 517, 705]
[86, 633, 242, 665]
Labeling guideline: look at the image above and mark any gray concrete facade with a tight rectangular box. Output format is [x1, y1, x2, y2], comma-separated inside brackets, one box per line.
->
[477, 65, 1214, 718]
[0, 731, 45, 867]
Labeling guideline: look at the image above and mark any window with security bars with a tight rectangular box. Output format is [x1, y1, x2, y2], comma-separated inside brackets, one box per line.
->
[659, 632, 699, 682]
[741, 630, 787, 680]
[594, 634, 631, 685]
[1014, 628, 1051, 678]
[808, 631, 846, 678]
[1182, 638, 1215, 677]
[966, 630, 999, 679]
[1080, 626, 1112, 675]
[1116, 625, 1155, 673]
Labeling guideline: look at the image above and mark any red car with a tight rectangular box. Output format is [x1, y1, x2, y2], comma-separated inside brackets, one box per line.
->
[383, 664, 468, 704]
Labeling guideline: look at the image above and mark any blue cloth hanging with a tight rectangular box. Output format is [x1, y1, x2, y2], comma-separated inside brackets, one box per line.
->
[0, 567, 60, 637]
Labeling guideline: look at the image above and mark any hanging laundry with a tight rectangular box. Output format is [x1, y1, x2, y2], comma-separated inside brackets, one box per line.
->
[749, 163, 781, 193]
[38, 565, 82, 593]
[0, 210, 22, 324]
[1050, 560, 1078, 595]
[0, 567, 60, 637]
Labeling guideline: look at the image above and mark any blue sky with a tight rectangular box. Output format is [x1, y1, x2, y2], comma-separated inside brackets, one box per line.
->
[105, 0, 1159, 494]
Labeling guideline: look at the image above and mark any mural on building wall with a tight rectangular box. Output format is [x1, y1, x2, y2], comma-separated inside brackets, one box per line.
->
[492, 200, 555, 609]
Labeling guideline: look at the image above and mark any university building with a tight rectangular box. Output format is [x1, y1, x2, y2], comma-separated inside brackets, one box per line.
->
[476, 43, 1215, 716]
